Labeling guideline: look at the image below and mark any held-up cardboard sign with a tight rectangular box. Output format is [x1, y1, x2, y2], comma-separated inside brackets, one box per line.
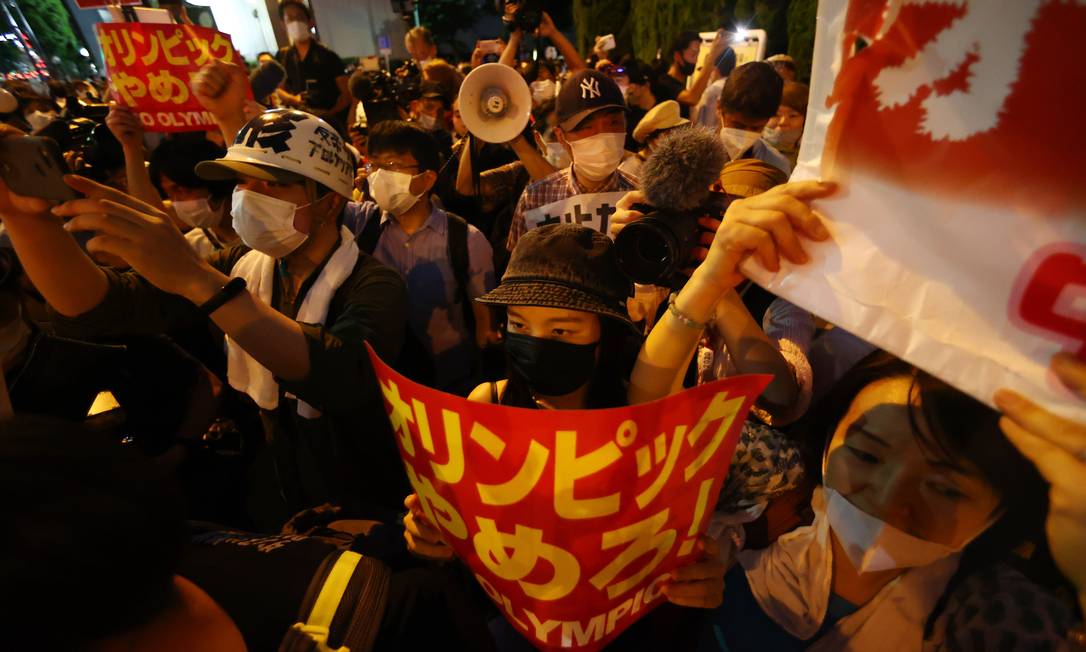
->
[524, 192, 628, 235]
[95, 23, 247, 132]
[367, 344, 769, 650]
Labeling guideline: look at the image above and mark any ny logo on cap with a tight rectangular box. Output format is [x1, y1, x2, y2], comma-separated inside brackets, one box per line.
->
[580, 77, 600, 99]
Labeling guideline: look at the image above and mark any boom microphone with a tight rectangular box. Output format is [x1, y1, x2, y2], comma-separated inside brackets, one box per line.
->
[615, 127, 730, 286]
[641, 126, 727, 211]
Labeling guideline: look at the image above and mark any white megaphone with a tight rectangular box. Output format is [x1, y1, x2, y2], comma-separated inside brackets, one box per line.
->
[457, 63, 532, 144]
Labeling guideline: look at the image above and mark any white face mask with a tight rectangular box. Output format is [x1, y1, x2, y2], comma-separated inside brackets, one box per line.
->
[231, 189, 309, 258]
[173, 197, 222, 229]
[568, 131, 626, 181]
[368, 168, 422, 215]
[286, 21, 312, 43]
[544, 141, 571, 169]
[763, 125, 803, 151]
[417, 112, 438, 131]
[25, 110, 56, 132]
[824, 486, 982, 574]
[531, 79, 556, 104]
[719, 126, 762, 161]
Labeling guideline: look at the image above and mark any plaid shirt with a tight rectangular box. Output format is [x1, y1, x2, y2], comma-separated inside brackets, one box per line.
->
[506, 166, 639, 251]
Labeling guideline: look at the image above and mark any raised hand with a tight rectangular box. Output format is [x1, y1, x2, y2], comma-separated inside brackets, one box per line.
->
[607, 189, 648, 240]
[192, 60, 250, 123]
[105, 102, 144, 152]
[402, 493, 455, 561]
[995, 353, 1086, 610]
[661, 535, 726, 609]
[693, 180, 835, 291]
[53, 175, 214, 298]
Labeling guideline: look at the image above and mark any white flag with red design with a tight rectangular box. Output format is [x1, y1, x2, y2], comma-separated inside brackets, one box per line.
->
[744, 0, 1086, 421]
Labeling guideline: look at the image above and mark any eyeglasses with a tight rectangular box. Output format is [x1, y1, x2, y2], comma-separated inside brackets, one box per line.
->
[364, 161, 420, 174]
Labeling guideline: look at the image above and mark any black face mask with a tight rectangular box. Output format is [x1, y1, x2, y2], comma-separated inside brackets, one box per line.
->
[679, 60, 696, 76]
[504, 331, 598, 397]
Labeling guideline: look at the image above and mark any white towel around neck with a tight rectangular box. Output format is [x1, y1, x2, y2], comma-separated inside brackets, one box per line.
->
[738, 487, 961, 651]
[226, 225, 359, 419]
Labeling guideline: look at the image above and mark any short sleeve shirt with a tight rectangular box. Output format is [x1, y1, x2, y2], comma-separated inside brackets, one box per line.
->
[506, 166, 639, 251]
[356, 199, 496, 391]
[277, 41, 345, 111]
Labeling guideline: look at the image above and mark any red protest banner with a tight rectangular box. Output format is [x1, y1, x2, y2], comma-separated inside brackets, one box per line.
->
[366, 344, 770, 651]
[95, 23, 245, 133]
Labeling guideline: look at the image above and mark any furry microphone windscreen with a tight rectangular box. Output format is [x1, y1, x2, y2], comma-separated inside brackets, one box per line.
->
[641, 126, 727, 212]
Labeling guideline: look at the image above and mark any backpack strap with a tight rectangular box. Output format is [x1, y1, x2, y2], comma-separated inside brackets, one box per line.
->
[445, 211, 475, 333]
[281, 550, 390, 652]
[355, 212, 386, 256]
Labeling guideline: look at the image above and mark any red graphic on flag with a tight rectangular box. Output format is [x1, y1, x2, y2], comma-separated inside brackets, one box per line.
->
[823, 0, 1086, 212]
[1011, 244, 1086, 361]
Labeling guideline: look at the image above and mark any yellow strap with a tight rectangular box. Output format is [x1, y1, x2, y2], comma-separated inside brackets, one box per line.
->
[290, 550, 364, 652]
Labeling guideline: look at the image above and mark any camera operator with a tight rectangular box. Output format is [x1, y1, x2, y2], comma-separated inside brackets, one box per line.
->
[500, 6, 585, 73]
[405, 26, 438, 69]
[608, 127, 798, 421]
[274, 0, 351, 132]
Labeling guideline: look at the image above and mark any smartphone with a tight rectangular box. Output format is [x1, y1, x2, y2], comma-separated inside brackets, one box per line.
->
[477, 39, 504, 55]
[0, 136, 78, 201]
[599, 34, 616, 51]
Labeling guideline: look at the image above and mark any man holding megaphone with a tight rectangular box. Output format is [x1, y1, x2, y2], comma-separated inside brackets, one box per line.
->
[505, 69, 637, 252]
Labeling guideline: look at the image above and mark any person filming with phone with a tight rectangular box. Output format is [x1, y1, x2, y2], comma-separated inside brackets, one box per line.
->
[0, 60, 410, 531]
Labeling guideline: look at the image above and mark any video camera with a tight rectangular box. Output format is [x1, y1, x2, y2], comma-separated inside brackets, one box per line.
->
[34, 97, 122, 183]
[614, 192, 733, 288]
[502, 0, 544, 33]
[349, 62, 421, 126]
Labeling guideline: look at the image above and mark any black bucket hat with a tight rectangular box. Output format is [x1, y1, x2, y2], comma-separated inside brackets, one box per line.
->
[476, 224, 634, 327]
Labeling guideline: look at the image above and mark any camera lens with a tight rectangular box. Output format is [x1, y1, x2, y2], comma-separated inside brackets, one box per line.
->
[615, 218, 680, 285]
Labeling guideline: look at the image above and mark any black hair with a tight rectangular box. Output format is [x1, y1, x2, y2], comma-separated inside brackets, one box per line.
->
[278, 0, 311, 20]
[770, 58, 797, 77]
[532, 97, 556, 125]
[368, 119, 442, 174]
[406, 26, 435, 48]
[257, 50, 276, 60]
[148, 137, 234, 201]
[791, 351, 1048, 566]
[719, 61, 783, 121]
[669, 30, 701, 58]
[620, 57, 650, 86]
[500, 315, 636, 409]
[523, 60, 557, 85]
[0, 416, 189, 649]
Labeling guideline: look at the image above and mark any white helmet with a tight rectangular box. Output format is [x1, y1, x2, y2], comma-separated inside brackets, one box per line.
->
[196, 109, 356, 198]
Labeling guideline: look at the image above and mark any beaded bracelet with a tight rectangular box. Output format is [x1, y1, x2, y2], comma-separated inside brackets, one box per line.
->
[667, 292, 708, 330]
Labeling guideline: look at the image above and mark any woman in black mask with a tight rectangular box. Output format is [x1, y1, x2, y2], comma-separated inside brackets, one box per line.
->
[403, 223, 731, 647]
[467, 223, 637, 410]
